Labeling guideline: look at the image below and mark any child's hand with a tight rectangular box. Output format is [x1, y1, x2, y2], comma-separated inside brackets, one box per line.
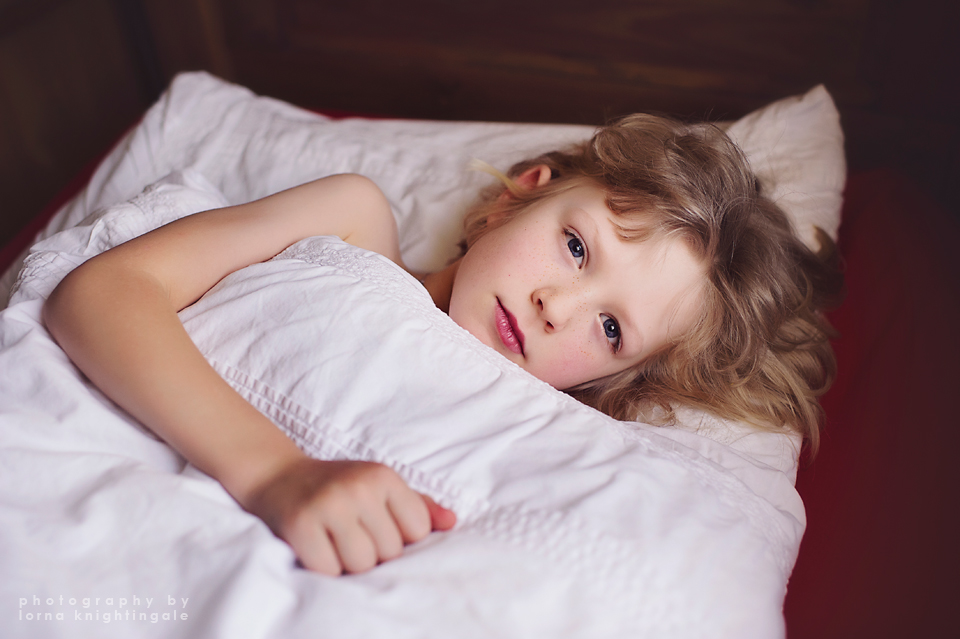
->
[244, 458, 456, 575]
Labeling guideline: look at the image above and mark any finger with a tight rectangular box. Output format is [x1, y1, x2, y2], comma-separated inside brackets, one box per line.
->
[285, 517, 343, 576]
[386, 486, 432, 544]
[358, 506, 405, 563]
[421, 494, 457, 531]
[326, 516, 379, 574]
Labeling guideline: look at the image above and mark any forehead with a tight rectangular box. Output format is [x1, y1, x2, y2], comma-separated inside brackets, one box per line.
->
[551, 181, 657, 233]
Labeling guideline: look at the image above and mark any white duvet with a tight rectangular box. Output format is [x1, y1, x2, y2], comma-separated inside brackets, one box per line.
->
[0, 72, 846, 638]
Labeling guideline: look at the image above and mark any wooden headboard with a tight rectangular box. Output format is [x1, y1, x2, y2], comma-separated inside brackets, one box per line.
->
[148, 0, 959, 203]
[1, 0, 957, 244]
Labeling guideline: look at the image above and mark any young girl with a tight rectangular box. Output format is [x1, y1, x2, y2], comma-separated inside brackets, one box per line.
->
[42, 113, 842, 578]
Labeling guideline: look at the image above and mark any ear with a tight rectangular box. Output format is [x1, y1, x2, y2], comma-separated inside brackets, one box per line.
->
[489, 164, 553, 227]
[499, 164, 551, 209]
[506, 164, 553, 195]
[496, 164, 553, 203]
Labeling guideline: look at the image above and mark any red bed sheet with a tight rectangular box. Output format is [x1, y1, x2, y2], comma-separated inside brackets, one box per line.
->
[786, 170, 960, 637]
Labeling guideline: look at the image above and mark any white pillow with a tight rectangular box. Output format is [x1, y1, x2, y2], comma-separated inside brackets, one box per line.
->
[6, 72, 843, 281]
[724, 85, 845, 249]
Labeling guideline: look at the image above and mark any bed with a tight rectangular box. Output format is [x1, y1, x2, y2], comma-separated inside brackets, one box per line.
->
[0, 71, 957, 638]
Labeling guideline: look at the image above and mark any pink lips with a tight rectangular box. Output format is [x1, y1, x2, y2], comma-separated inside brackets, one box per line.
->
[495, 299, 525, 356]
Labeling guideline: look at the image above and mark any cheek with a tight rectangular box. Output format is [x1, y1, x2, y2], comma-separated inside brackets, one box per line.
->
[484, 219, 552, 272]
[534, 339, 605, 390]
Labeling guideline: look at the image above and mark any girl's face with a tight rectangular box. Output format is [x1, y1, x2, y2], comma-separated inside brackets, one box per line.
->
[449, 182, 706, 390]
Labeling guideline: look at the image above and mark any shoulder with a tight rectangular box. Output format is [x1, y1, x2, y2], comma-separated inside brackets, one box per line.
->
[243, 173, 402, 264]
[328, 175, 403, 266]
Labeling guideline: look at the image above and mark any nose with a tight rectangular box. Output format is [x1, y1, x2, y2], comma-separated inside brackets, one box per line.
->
[533, 285, 580, 333]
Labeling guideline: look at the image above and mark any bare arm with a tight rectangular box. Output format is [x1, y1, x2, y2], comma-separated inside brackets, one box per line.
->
[43, 174, 454, 574]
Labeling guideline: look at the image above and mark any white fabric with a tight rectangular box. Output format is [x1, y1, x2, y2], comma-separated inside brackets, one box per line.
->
[2, 173, 802, 637]
[0, 73, 844, 637]
[724, 85, 845, 249]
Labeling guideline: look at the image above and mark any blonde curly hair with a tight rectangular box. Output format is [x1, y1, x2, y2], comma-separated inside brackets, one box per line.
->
[461, 114, 844, 454]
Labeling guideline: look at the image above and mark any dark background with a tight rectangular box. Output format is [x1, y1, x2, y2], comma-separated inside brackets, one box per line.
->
[1, 0, 957, 249]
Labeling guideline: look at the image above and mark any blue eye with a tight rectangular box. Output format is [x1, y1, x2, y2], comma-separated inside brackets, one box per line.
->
[601, 315, 622, 352]
[566, 232, 585, 266]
